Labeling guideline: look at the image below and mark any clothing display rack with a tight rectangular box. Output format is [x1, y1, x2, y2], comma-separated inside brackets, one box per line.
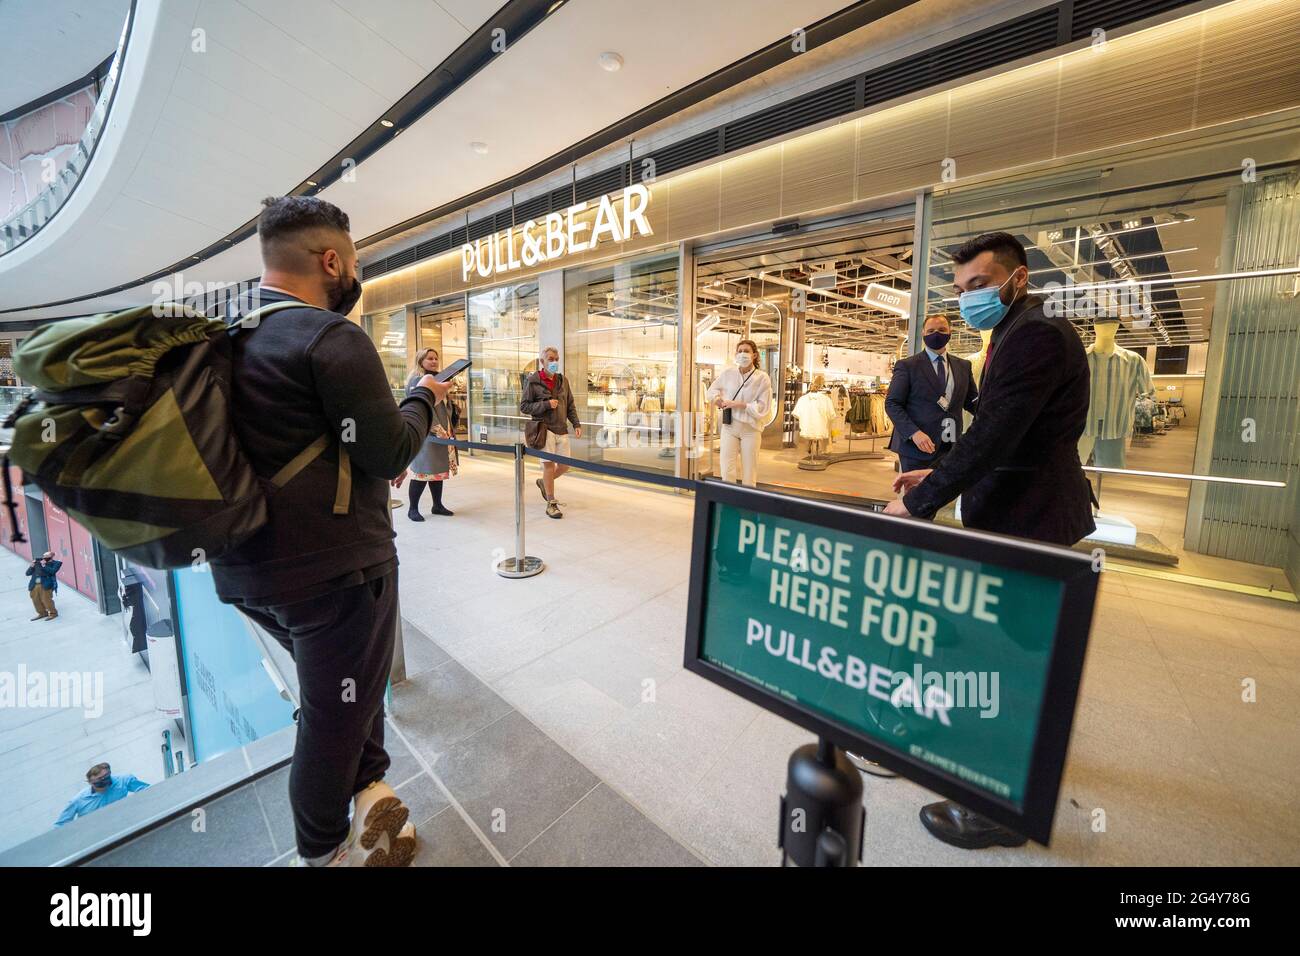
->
[795, 382, 891, 471]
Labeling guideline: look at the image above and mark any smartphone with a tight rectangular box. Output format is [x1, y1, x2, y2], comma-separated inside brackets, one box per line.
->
[432, 358, 471, 383]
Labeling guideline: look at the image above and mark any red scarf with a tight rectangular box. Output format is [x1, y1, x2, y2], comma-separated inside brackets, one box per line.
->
[538, 367, 556, 390]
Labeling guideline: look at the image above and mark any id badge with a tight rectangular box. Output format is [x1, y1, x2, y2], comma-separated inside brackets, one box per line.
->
[937, 395, 950, 411]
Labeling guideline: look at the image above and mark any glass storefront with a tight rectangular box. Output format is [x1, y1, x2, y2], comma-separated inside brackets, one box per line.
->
[416, 297, 469, 437]
[361, 307, 408, 401]
[467, 281, 539, 446]
[563, 249, 679, 474]
[692, 218, 915, 498]
[926, 160, 1300, 592]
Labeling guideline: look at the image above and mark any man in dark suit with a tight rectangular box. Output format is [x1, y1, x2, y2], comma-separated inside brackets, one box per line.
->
[884, 231, 1094, 850]
[885, 313, 978, 483]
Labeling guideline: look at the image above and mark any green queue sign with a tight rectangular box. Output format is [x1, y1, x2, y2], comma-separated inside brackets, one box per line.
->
[683, 482, 1098, 845]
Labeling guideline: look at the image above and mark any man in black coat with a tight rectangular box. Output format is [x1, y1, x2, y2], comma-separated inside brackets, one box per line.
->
[884, 231, 1094, 849]
[885, 312, 979, 481]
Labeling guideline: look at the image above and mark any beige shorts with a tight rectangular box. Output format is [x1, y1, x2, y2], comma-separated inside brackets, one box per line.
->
[543, 430, 571, 457]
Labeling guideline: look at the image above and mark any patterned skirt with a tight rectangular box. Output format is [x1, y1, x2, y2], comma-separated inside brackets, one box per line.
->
[411, 446, 458, 482]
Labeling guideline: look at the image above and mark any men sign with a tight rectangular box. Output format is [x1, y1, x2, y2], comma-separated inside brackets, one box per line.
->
[683, 481, 1097, 844]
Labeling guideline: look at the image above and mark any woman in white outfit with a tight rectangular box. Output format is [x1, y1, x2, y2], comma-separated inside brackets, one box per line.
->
[706, 339, 772, 487]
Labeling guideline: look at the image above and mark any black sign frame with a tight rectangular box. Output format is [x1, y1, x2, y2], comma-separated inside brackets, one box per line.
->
[683, 479, 1099, 845]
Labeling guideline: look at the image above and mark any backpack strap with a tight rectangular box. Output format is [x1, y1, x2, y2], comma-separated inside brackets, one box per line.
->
[231, 298, 352, 514]
[270, 435, 352, 516]
[228, 299, 310, 333]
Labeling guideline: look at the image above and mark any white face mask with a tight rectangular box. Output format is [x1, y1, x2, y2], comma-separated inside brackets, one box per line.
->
[736, 352, 753, 368]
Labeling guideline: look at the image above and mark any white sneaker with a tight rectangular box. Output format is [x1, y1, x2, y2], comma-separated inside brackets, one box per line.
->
[351, 780, 410, 852]
[291, 836, 357, 867]
[363, 821, 418, 868]
[290, 780, 412, 867]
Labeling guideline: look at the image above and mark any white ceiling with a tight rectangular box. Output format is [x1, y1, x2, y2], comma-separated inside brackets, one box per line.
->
[0, 0, 131, 115]
[0, 0, 857, 321]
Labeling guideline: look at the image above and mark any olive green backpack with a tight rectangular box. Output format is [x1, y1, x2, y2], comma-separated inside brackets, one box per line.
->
[2, 301, 351, 569]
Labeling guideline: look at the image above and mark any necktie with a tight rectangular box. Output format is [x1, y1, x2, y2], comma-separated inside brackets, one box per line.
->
[933, 354, 946, 393]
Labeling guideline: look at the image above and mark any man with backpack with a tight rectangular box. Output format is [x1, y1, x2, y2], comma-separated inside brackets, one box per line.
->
[211, 196, 452, 867]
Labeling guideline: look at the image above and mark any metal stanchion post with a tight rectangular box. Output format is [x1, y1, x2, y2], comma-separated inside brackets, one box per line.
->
[496, 442, 544, 578]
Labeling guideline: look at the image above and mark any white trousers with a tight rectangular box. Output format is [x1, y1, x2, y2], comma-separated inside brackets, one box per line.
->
[719, 425, 760, 487]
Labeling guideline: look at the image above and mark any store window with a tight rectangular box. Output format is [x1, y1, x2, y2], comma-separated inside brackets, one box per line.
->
[693, 220, 915, 496]
[564, 250, 680, 475]
[361, 308, 408, 400]
[926, 159, 1300, 593]
[467, 281, 539, 445]
[416, 296, 469, 437]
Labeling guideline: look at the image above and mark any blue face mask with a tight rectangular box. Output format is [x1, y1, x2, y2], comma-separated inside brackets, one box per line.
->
[546, 361, 559, 375]
[958, 271, 1020, 331]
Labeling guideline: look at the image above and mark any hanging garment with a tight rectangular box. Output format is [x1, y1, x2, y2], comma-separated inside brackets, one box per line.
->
[793, 390, 835, 440]
[845, 392, 873, 433]
[1084, 346, 1154, 439]
[869, 392, 890, 436]
[1134, 395, 1157, 432]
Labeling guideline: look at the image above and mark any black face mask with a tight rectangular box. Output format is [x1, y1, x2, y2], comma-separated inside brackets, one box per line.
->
[923, 330, 951, 351]
[328, 270, 362, 316]
[90, 775, 111, 789]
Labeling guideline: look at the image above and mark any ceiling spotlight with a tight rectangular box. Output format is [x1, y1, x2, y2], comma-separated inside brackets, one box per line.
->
[598, 52, 624, 72]
[380, 119, 394, 128]
[470, 141, 489, 155]
[305, 180, 317, 187]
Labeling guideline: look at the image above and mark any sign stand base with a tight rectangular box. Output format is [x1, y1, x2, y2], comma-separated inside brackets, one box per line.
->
[778, 737, 865, 867]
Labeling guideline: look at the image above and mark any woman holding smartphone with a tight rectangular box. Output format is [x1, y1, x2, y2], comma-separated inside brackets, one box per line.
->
[705, 338, 771, 487]
[403, 348, 460, 519]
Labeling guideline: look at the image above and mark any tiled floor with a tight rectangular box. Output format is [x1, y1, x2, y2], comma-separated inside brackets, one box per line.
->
[87, 617, 702, 867]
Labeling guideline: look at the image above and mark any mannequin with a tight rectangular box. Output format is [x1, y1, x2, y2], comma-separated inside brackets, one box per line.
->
[1078, 318, 1153, 468]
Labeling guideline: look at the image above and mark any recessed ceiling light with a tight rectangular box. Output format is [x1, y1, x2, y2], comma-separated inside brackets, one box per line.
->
[598, 52, 624, 72]
[306, 180, 317, 186]
[470, 141, 489, 155]
[380, 119, 394, 128]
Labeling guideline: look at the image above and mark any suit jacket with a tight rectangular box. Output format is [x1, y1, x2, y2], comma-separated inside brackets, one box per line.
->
[903, 295, 1096, 547]
[885, 349, 978, 461]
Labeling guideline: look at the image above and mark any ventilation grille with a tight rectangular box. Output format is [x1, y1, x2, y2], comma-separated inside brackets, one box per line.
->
[575, 163, 628, 203]
[862, 7, 1059, 107]
[1070, 0, 1195, 40]
[640, 128, 720, 180]
[363, 0, 1200, 281]
[724, 78, 858, 152]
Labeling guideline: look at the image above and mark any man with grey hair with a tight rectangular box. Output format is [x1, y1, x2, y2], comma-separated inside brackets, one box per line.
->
[521, 346, 581, 519]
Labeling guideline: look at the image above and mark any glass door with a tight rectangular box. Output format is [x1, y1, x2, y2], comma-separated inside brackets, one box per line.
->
[416, 297, 469, 437]
[692, 218, 916, 499]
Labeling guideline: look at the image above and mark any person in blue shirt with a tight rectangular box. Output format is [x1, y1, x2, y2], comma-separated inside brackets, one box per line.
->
[26, 550, 62, 621]
[54, 763, 149, 827]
